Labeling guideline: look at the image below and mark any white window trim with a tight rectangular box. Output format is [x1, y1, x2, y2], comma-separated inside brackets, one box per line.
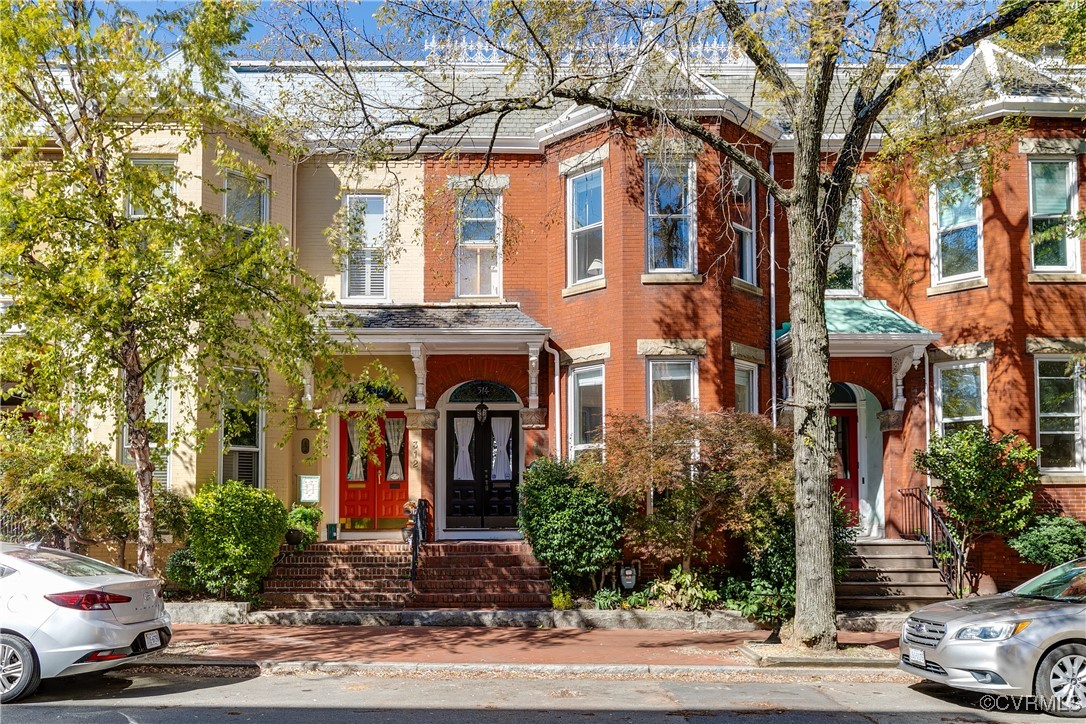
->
[455, 191, 503, 299]
[646, 357, 698, 415]
[218, 390, 266, 489]
[933, 359, 989, 435]
[224, 171, 270, 232]
[644, 159, 697, 274]
[127, 157, 177, 219]
[568, 364, 605, 458]
[1034, 355, 1085, 474]
[341, 192, 390, 302]
[1028, 157, 1080, 274]
[825, 192, 864, 298]
[734, 359, 758, 414]
[929, 171, 985, 286]
[731, 172, 756, 285]
[567, 167, 605, 287]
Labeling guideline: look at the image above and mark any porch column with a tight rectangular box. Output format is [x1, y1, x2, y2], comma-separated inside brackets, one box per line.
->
[405, 408, 439, 541]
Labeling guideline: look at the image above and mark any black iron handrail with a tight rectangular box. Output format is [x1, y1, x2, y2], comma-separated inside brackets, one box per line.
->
[899, 486, 967, 597]
[409, 498, 428, 583]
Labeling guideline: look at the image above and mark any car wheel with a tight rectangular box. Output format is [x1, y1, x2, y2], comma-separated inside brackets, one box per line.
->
[0, 634, 41, 704]
[1034, 643, 1086, 718]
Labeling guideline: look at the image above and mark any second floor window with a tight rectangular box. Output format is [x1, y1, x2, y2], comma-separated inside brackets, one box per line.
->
[1029, 159, 1077, 272]
[731, 172, 756, 284]
[456, 191, 501, 297]
[127, 158, 176, 218]
[933, 173, 981, 283]
[646, 160, 695, 273]
[934, 360, 986, 435]
[568, 168, 604, 285]
[225, 171, 269, 232]
[826, 191, 863, 296]
[344, 194, 388, 300]
[570, 365, 604, 458]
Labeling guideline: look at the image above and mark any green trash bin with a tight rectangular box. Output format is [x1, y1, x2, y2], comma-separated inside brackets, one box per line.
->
[326, 523, 338, 541]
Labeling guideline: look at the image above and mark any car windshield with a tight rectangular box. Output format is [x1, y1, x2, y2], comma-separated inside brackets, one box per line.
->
[4, 547, 134, 578]
[1013, 559, 1086, 603]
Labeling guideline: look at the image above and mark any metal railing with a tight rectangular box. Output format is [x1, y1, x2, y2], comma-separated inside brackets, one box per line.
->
[899, 487, 967, 597]
[408, 498, 428, 583]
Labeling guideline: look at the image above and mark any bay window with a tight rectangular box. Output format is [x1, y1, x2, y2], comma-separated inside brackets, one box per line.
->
[731, 172, 756, 284]
[127, 158, 176, 218]
[932, 173, 982, 284]
[648, 358, 695, 414]
[734, 361, 758, 413]
[568, 168, 604, 285]
[224, 171, 269, 232]
[570, 365, 604, 458]
[826, 191, 863, 296]
[1029, 159, 1078, 272]
[646, 160, 695, 273]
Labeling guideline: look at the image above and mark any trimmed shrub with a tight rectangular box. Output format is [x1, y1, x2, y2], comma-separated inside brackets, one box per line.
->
[1010, 515, 1086, 568]
[188, 479, 288, 601]
[164, 548, 200, 593]
[518, 458, 625, 591]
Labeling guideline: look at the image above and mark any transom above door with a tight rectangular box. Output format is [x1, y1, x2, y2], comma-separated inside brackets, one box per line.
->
[445, 409, 520, 530]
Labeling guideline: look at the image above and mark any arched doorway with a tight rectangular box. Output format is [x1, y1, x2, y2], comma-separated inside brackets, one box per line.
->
[436, 380, 524, 539]
[831, 382, 885, 538]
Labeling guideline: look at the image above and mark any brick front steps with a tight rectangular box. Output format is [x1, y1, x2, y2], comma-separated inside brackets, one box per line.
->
[262, 540, 552, 610]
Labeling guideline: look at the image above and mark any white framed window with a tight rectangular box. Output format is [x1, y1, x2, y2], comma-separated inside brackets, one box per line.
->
[931, 172, 983, 284]
[1029, 158, 1079, 272]
[826, 190, 863, 296]
[567, 168, 604, 285]
[220, 377, 264, 488]
[734, 360, 758, 413]
[455, 191, 502, 297]
[343, 193, 388, 300]
[121, 372, 171, 487]
[569, 365, 604, 458]
[731, 172, 756, 284]
[647, 358, 697, 415]
[127, 158, 176, 218]
[645, 160, 695, 273]
[933, 360, 988, 435]
[224, 171, 269, 232]
[1035, 356, 1084, 473]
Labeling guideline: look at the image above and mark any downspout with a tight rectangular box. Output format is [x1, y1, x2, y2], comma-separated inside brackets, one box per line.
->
[543, 338, 562, 460]
[923, 349, 931, 488]
[768, 153, 778, 427]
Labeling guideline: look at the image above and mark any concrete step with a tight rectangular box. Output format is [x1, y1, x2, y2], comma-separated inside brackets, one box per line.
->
[847, 555, 939, 570]
[852, 540, 931, 556]
[836, 581, 951, 597]
[835, 594, 952, 612]
[842, 568, 946, 584]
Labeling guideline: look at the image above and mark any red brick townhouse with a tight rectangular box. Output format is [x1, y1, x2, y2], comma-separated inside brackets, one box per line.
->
[222, 41, 1086, 596]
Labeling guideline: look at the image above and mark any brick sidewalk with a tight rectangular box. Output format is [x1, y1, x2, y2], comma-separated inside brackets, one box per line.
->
[168, 625, 900, 667]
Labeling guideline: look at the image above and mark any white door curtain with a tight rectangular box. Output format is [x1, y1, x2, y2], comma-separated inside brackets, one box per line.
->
[453, 417, 475, 481]
[385, 417, 406, 481]
[491, 416, 513, 480]
[347, 417, 366, 480]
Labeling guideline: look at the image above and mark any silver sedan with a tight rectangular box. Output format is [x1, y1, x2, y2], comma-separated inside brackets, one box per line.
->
[899, 556, 1086, 717]
[0, 542, 172, 703]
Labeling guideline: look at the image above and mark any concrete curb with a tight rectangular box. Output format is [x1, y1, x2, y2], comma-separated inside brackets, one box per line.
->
[737, 644, 900, 669]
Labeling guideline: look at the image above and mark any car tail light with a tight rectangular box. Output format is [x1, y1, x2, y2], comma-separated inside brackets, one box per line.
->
[85, 650, 128, 662]
[45, 590, 132, 610]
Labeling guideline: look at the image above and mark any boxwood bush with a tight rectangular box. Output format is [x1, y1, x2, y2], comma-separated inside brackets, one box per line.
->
[1009, 515, 1086, 568]
[188, 479, 288, 601]
[518, 458, 625, 592]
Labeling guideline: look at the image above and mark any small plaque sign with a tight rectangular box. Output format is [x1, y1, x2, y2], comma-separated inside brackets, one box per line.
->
[299, 475, 321, 503]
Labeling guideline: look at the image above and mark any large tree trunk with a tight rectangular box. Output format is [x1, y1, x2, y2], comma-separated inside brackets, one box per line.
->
[121, 337, 156, 577]
[785, 202, 837, 651]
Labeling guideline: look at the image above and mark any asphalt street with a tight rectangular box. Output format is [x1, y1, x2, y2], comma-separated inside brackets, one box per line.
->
[1, 668, 1069, 723]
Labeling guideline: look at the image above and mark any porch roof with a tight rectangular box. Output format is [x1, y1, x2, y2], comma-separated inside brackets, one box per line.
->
[776, 299, 940, 356]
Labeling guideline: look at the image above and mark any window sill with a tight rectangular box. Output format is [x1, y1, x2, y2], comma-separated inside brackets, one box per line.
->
[926, 277, 988, 297]
[1028, 272, 1086, 284]
[562, 278, 606, 297]
[731, 277, 763, 297]
[641, 273, 704, 285]
[825, 290, 864, 299]
[340, 298, 391, 305]
[1039, 473, 1086, 485]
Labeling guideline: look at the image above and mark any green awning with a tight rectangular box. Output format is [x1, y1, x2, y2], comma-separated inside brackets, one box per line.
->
[776, 300, 933, 338]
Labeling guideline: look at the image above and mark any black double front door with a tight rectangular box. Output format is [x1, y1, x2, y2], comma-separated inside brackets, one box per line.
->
[445, 410, 519, 529]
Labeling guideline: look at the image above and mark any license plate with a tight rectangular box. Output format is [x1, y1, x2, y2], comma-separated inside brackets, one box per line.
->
[144, 630, 162, 649]
[908, 646, 926, 667]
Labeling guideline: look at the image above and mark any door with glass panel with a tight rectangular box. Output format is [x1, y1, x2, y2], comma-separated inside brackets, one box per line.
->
[339, 412, 409, 532]
[446, 410, 520, 529]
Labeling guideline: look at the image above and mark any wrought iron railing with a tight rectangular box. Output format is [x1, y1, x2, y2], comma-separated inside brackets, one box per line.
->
[409, 498, 428, 583]
[899, 487, 967, 597]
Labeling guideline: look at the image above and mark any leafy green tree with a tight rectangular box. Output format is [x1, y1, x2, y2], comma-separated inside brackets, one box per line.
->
[0, 0, 386, 575]
[266, 0, 1052, 649]
[583, 404, 793, 574]
[913, 426, 1041, 591]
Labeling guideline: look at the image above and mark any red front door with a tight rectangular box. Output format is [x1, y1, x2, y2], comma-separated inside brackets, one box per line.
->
[830, 408, 860, 524]
[339, 412, 410, 532]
